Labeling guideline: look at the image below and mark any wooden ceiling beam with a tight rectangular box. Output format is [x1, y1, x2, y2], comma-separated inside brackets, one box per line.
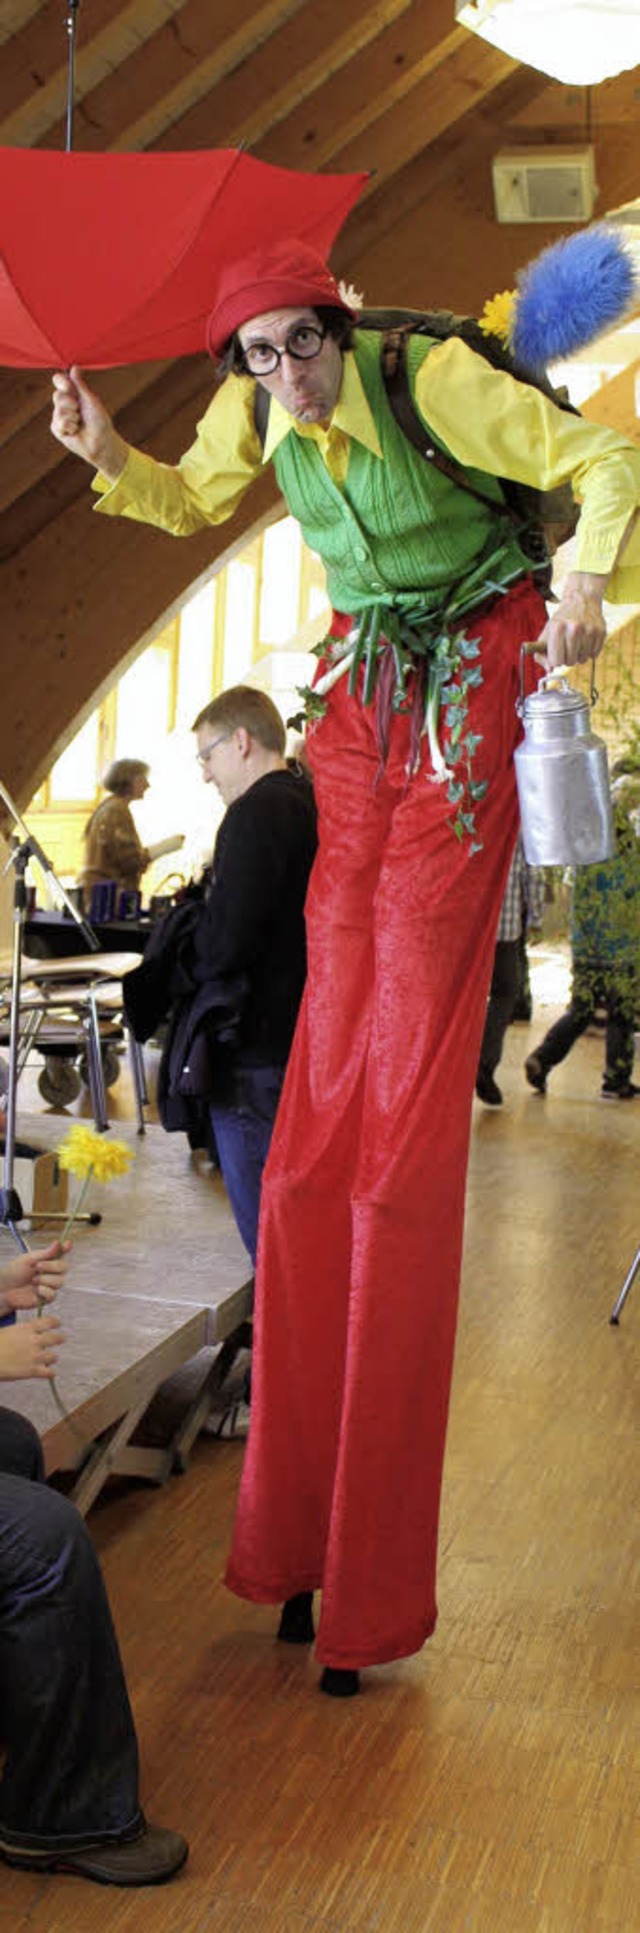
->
[283, 36, 517, 183]
[152, 0, 452, 153]
[110, 0, 411, 155]
[25, 0, 310, 153]
[0, 369, 50, 443]
[0, 0, 183, 142]
[254, 0, 472, 171]
[0, 1, 49, 44]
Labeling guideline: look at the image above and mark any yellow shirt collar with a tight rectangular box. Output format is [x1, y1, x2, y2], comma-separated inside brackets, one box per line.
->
[262, 349, 383, 464]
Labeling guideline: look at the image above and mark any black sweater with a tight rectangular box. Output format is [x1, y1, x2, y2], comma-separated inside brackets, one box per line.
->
[192, 767, 317, 1066]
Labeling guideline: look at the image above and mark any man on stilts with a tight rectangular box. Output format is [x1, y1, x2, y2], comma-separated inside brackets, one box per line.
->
[51, 231, 640, 1692]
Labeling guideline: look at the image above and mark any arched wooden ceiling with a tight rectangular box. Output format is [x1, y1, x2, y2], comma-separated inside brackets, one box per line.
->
[1, 0, 639, 804]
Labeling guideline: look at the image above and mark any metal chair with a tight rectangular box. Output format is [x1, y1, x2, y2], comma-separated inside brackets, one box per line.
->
[0, 953, 148, 1134]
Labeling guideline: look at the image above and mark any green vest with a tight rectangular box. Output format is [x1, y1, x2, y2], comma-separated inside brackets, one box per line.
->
[272, 330, 530, 618]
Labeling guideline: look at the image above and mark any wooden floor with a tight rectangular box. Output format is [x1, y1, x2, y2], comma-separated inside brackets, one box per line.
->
[3, 950, 638, 1932]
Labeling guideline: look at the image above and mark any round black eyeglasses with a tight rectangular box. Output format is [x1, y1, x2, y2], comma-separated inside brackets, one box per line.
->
[240, 323, 327, 377]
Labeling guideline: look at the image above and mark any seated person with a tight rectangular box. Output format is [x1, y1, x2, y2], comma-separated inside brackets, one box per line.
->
[0, 1240, 188, 1887]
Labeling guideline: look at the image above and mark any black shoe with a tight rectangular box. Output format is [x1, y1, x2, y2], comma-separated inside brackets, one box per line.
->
[0, 1822, 188, 1887]
[475, 1070, 503, 1106]
[320, 1667, 360, 1698]
[277, 1592, 315, 1644]
[602, 1079, 638, 1099]
[511, 1000, 533, 1023]
[525, 1054, 546, 1094]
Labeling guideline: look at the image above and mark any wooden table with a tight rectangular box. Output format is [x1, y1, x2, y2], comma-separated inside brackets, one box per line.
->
[1, 1116, 254, 1512]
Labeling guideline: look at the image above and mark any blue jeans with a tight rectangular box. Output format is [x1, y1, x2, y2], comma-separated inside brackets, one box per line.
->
[0, 1407, 142, 1850]
[210, 1063, 285, 1266]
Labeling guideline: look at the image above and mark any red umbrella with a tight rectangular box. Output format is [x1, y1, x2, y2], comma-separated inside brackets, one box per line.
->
[0, 147, 367, 369]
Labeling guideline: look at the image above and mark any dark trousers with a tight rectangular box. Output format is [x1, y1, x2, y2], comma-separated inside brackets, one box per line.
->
[533, 963, 636, 1088]
[210, 1062, 285, 1266]
[478, 937, 523, 1077]
[0, 1406, 141, 1851]
[513, 930, 532, 1020]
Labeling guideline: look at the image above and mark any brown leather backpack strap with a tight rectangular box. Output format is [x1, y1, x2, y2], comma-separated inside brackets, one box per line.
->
[253, 381, 270, 450]
[381, 327, 520, 521]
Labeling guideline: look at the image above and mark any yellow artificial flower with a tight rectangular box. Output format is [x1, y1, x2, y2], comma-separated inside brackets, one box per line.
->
[57, 1124, 134, 1183]
[479, 289, 517, 348]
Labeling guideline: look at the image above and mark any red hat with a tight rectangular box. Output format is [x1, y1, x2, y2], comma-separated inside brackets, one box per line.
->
[205, 240, 355, 360]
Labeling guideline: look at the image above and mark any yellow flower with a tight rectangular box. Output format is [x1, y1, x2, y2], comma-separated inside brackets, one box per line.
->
[479, 289, 518, 348]
[57, 1124, 134, 1183]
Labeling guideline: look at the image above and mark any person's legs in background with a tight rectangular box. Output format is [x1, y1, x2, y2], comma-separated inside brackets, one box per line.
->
[602, 966, 638, 1097]
[476, 936, 522, 1105]
[208, 1065, 286, 1432]
[525, 961, 595, 1093]
[209, 1064, 285, 1269]
[512, 927, 533, 1022]
[0, 1405, 44, 1482]
[0, 1476, 142, 1851]
[0, 1409, 187, 1884]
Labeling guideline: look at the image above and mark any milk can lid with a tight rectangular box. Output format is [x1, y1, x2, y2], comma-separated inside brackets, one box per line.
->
[523, 682, 588, 717]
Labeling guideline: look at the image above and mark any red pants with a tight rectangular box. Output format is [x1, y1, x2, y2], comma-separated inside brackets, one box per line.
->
[226, 579, 544, 1667]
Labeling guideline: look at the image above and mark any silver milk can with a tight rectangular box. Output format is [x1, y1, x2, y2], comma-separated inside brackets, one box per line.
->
[514, 663, 615, 867]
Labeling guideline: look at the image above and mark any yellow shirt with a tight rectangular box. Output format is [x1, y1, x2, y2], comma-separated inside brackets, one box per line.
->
[93, 337, 640, 602]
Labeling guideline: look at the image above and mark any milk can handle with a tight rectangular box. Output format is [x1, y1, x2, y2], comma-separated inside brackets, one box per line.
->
[518, 645, 598, 714]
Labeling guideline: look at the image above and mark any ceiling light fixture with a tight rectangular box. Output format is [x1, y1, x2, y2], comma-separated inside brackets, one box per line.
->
[455, 0, 640, 88]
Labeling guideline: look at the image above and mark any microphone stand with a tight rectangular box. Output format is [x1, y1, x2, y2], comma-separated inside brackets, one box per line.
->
[0, 778, 99, 1248]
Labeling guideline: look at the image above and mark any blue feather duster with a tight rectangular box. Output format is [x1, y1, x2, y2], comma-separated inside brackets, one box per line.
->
[511, 225, 636, 372]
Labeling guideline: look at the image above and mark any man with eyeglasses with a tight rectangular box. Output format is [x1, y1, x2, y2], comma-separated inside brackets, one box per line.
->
[50, 237, 640, 1696]
[189, 684, 317, 1273]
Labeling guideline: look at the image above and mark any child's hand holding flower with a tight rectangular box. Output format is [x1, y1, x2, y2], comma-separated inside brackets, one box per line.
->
[24, 1127, 136, 1434]
[0, 1240, 70, 1314]
[0, 1247, 67, 1384]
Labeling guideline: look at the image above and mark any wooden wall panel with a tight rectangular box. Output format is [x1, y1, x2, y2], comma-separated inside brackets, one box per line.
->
[1, 437, 282, 808]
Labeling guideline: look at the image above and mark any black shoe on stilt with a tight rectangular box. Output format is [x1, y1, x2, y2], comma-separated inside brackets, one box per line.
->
[319, 1667, 360, 1698]
[277, 1592, 315, 1644]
